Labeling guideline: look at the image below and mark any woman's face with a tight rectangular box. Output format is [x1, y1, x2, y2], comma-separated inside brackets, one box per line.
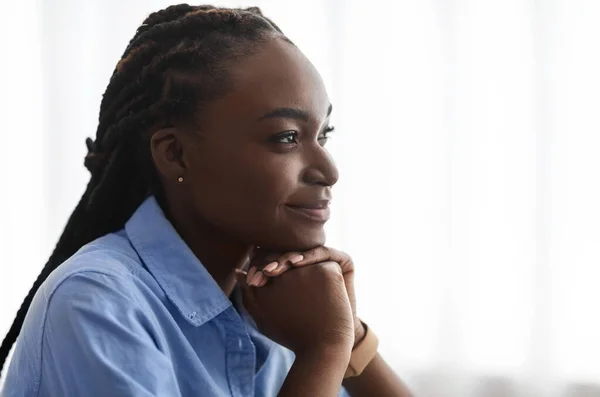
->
[173, 38, 338, 252]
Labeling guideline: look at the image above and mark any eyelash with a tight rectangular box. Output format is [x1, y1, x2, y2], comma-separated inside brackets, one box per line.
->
[272, 126, 335, 145]
[320, 126, 335, 143]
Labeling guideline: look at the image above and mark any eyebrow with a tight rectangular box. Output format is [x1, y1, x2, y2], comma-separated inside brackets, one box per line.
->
[258, 103, 333, 122]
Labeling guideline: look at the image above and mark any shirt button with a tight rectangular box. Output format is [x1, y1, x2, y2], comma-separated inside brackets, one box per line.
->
[238, 338, 243, 350]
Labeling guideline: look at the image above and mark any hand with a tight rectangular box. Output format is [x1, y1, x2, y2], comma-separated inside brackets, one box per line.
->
[245, 249, 413, 397]
[246, 246, 366, 347]
[235, 260, 355, 355]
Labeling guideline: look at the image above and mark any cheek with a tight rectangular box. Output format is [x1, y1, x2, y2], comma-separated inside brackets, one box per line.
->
[189, 154, 296, 225]
[187, 150, 325, 249]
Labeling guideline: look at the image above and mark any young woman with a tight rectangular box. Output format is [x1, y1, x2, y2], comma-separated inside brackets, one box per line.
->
[0, 5, 412, 396]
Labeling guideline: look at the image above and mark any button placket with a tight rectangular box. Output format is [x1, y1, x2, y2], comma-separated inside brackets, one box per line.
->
[223, 308, 256, 397]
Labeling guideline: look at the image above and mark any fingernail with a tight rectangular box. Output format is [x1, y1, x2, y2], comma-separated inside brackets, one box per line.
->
[246, 267, 257, 284]
[250, 271, 263, 286]
[263, 262, 278, 273]
[288, 254, 304, 264]
[256, 275, 268, 287]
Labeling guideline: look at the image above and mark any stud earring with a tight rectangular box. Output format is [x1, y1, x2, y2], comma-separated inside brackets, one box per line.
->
[177, 176, 184, 183]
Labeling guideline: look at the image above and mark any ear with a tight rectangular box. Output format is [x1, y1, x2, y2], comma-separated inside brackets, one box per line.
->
[150, 127, 190, 184]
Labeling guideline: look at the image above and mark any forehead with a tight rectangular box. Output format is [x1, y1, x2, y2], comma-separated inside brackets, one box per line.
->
[215, 38, 330, 123]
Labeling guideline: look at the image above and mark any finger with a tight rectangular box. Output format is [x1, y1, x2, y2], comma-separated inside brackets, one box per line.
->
[246, 266, 258, 285]
[293, 246, 330, 266]
[251, 270, 268, 287]
[295, 246, 354, 274]
[250, 246, 280, 263]
[234, 269, 261, 319]
[249, 247, 281, 270]
[246, 266, 268, 287]
[254, 271, 268, 287]
[326, 247, 354, 274]
[261, 251, 304, 276]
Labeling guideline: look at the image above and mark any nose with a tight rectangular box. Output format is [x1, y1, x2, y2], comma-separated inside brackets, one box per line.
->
[301, 145, 339, 187]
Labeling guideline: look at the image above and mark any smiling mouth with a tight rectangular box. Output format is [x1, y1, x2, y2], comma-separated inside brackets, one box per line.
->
[284, 204, 331, 222]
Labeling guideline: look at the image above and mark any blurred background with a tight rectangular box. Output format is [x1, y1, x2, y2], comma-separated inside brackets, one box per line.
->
[1, 0, 599, 396]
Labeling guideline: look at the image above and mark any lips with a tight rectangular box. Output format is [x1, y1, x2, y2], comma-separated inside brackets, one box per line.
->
[284, 199, 331, 222]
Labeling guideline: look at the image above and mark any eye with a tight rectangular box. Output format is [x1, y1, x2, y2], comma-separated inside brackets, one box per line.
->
[318, 126, 335, 145]
[271, 131, 298, 145]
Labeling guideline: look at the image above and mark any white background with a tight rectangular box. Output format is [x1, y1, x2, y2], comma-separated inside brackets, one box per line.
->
[1, 1, 599, 396]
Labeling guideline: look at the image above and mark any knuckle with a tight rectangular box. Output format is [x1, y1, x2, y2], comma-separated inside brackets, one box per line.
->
[327, 247, 354, 269]
[281, 251, 300, 261]
[298, 260, 341, 279]
[325, 246, 341, 259]
[301, 246, 329, 262]
[319, 261, 343, 277]
[344, 255, 355, 270]
[275, 263, 292, 275]
[315, 246, 330, 258]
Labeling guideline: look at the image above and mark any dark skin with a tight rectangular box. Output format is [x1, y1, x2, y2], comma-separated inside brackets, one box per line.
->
[152, 36, 336, 294]
[151, 37, 412, 397]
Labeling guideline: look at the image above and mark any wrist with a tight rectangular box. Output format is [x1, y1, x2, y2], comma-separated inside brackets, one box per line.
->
[282, 342, 352, 397]
[353, 319, 367, 348]
[296, 341, 352, 364]
[344, 321, 379, 378]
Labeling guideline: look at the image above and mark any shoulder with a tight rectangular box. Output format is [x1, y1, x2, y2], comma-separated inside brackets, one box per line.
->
[29, 231, 156, 333]
[31, 231, 146, 309]
[40, 230, 156, 317]
[3, 231, 156, 397]
[39, 230, 145, 288]
[54, 230, 142, 279]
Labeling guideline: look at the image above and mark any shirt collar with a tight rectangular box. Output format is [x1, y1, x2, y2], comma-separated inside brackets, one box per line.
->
[125, 196, 231, 326]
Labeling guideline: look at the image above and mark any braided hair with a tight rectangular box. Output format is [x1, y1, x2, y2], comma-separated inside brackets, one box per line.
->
[0, 4, 291, 373]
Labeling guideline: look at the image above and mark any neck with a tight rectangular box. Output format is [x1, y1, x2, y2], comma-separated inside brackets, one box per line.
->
[164, 198, 253, 297]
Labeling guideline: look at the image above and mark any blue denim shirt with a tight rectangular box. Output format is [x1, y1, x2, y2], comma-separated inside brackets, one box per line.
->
[1, 197, 349, 396]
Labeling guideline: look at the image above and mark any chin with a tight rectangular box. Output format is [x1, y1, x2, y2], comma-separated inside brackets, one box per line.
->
[260, 226, 326, 253]
[286, 226, 327, 251]
[294, 235, 326, 251]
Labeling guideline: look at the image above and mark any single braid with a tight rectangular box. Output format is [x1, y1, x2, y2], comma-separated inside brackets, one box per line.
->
[0, 3, 289, 374]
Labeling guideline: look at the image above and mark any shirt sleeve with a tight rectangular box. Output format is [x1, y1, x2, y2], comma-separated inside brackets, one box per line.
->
[40, 271, 182, 397]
